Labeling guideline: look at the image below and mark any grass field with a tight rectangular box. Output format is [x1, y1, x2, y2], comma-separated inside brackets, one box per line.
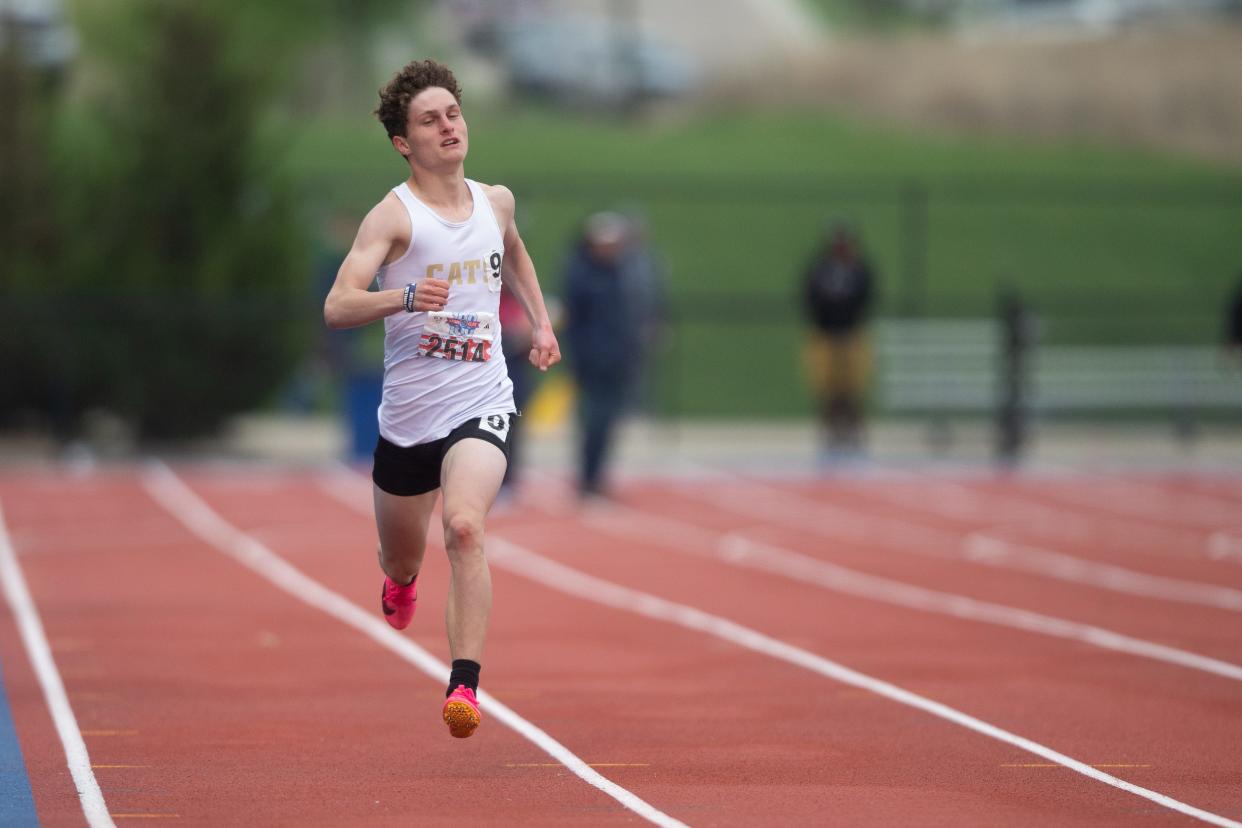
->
[289, 108, 1242, 417]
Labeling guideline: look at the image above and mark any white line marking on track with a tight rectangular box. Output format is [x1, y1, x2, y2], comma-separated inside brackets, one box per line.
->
[0, 501, 116, 828]
[141, 462, 687, 828]
[1065, 471, 1242, 526]
[533, 483, 1242, 684]
[997, 467, 1234, 531]
[324, 466, 1242, 827]
[686, 475, 1242, 611]
[962, 532, 1242, 610]
[852, 476, 1219, 565]
[1208, 532, 1242, 563]
[482, 536, 1242, 828]
[715, 532, 1242, 683]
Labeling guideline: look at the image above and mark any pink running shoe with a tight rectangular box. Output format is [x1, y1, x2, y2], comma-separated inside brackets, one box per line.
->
[380, 576, 417, 630]
[442, 685, 481, 739]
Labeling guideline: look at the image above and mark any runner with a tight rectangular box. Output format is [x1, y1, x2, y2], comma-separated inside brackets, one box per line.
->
[323, 59, 560, 738]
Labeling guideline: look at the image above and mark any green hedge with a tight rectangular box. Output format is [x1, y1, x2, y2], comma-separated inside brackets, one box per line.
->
[1, 2, 311, 439]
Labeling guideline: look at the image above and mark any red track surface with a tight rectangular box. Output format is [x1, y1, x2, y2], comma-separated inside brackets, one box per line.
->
[1, 465, 1240, 826]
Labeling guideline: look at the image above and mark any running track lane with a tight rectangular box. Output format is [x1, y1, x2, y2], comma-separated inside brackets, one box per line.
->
[4, 467, 1241, 825]
[0, 470, 678, 826]
[208, 469, 1237, 824]
[0, 507, 58, 828]
[616, 477, 1242, 663]
[785, 475, 1242, 586]
[488, 477, 1242, 822]
[956, 475, 1239, 537]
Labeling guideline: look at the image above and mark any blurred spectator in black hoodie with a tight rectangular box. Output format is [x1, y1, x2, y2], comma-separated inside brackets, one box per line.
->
[803, 223, 877, 458]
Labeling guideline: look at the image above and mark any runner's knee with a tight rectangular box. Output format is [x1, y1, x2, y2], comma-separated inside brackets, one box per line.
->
[444, 512, 484, 557]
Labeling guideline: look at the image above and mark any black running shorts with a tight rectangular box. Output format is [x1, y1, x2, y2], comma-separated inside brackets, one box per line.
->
[372, 413, 514, 497]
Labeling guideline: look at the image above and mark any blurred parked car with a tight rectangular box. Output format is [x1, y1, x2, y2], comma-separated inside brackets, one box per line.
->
[495, 16, 697, 108]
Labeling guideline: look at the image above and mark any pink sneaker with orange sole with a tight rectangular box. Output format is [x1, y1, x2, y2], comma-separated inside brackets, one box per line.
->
[443, 685, 481, 738]
[380, 576, 417, 630]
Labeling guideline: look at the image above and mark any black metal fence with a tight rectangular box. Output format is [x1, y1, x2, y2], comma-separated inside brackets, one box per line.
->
[4, 173, 1241, 441]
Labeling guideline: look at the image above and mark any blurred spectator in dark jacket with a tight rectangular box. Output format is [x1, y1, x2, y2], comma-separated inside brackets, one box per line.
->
[564, 212, 643, 497]
[803, 223, 877, 458]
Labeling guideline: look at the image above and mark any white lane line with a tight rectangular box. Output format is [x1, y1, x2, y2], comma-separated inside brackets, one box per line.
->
[1072, 471, 1242, 526]
[962, 533, 1242, 610]
[141, 462, 686, 828]
[718, 532, 1242, 682]
[0, 502, 115, 828]
[857, 476, 1213, 563]
[764, 477, 1242, 609]
[480, 537, 1242, 828]
[904, 471, 1232, 538]
[735, 476, 1242, 613]
[695, 476, 1242, 612]
[990, 469, 1231, 532]
[563, 494, 1242, 684]
[511, 470, 1242, 684]
[326, 467, 1242, 826]
[1208, 532, 1242, 562]
[518, 471, 1242, 684]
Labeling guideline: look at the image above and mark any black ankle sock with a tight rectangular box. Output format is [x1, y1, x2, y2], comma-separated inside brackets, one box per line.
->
[447, 659, 481, 697]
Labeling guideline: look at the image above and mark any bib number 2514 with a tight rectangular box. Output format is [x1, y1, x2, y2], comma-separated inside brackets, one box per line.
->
[419, 334, 491, 362]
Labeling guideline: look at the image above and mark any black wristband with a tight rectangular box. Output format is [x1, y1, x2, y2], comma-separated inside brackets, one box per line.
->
[403, 283, 416, 313]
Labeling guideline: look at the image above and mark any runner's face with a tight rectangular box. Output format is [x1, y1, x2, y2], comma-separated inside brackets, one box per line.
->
[401, 87, 468, 167]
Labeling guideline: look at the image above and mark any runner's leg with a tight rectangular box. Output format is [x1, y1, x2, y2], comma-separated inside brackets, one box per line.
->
[439, 437, 507, 661]
[373, 485, 438, 584]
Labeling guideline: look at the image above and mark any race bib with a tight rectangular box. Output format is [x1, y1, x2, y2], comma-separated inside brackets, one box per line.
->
[486, 250, 503, 293]
[478, 413, 510, 440]
[419, 311, 496, 362]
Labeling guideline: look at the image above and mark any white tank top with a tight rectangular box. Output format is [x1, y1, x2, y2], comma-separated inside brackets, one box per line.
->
[375, 179, 515, 447]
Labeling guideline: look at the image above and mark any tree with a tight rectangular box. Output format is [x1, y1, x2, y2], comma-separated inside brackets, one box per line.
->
[0, 8, 73, 433]
[3, 0, 423, 440]
[1, 2, 309, 439]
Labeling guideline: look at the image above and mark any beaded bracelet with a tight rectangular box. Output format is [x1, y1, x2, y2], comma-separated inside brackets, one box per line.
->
[403, 283, 416, 313]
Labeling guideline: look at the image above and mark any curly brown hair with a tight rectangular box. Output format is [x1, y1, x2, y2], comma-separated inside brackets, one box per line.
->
[375, 59, 462, 139]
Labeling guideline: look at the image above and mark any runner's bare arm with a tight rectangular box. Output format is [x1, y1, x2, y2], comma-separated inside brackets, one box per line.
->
[323, 195, 449, 329]
[485, 184, 560, 371]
